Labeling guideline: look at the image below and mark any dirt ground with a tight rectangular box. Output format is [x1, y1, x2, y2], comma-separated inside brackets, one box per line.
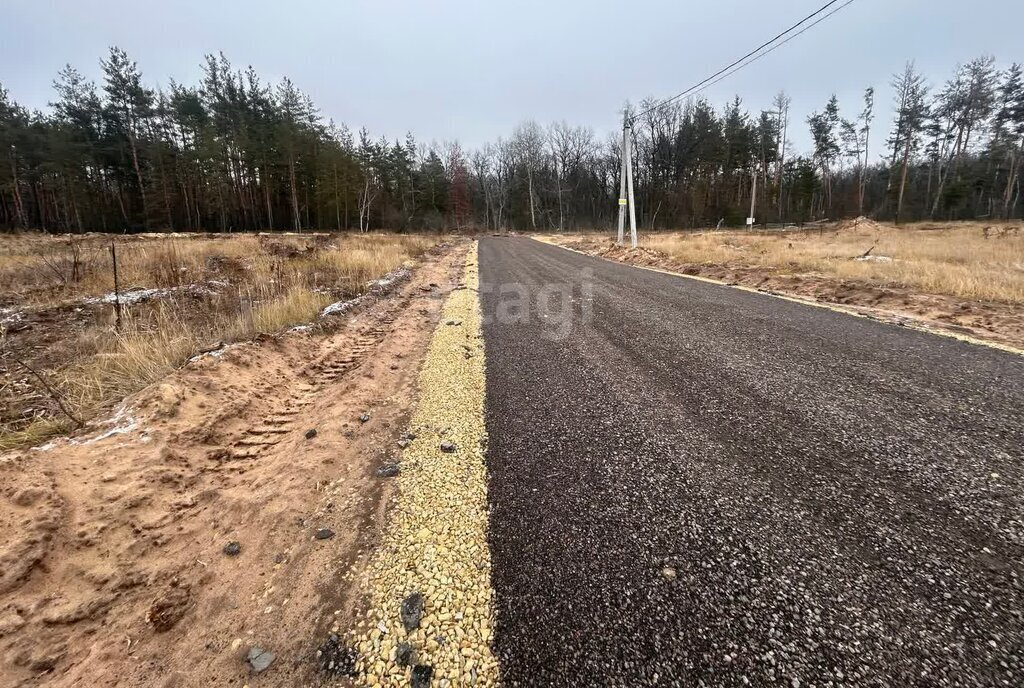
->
[550, 223, 1024, 351]
[0, 241, 468, 687]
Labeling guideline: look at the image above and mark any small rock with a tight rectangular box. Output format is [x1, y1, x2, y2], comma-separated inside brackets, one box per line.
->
[304, 428, 318, 440]
[246, 647, 275, 673]
[223, 541, 241, 556]
[400, 592, 425, 631]
[396, 641, 416, 667]
[440, 441, 456, 453]
[397, 439, 410, 449]
[318, 633, 358, 676]
[661, 566, 677, 580]
[314, 528, 335, 540]
[0, 607, 26, 636]
[358, 413, 370, 423]
[28, 650, 64, 673]
[10, 487, 47, 507]
[411, 664, 433, 688]
[376, 462, 400, 478]
[147, 587, 191, 632]
[445, 319, 462, 326]
[404, 431, 418, 440]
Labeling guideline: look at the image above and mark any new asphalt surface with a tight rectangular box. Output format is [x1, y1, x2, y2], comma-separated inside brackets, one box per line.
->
[479, 237, 1024, 687]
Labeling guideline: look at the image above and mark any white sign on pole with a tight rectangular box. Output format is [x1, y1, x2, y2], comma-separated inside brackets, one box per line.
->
[746, 217, 755, 226]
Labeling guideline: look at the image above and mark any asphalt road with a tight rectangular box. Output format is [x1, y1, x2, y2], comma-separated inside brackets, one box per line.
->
[479, 237, 1024, 687]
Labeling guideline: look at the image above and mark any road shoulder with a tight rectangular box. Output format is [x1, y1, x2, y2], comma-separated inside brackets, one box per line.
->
[351, 243, 497, 687]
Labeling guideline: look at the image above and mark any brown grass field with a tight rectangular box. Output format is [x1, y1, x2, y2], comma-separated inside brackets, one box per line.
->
[642, 220, 1024, 303]
[0, 232, 440, 449]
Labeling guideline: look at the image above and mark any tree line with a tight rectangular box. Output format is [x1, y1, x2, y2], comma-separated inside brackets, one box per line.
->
[1, 49, 1022, 233]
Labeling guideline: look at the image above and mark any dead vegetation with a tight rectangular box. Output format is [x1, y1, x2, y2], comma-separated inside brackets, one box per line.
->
[637, 220, 1024, 304]
[0, 232, 440, 450]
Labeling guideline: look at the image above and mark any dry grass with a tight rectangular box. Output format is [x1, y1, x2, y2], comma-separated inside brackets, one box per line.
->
[58, 286, 334, 421]
[640, 221, 1024, 303]
[0, 234, 262, 302]
[0, 417, 64, 453]
[0, 232, 437, 303]
[250, 285, 333, 333]
[1, 231, 441, 449]
[300, 234, 439, 293]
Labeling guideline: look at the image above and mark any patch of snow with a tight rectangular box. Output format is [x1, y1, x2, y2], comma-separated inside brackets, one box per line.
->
[187, 345, 231, 364]
[321, 266, 411, 318]
[37, 405, 139, 450]
[321, 294, 370, 318]
[367, 266, 411, 293]
[82, 405, 138, 443]
[84, 287, 167, 305]
[81, 280, 231, 307]
[98, 286, 164, 303]
[0, 306, 23, 328]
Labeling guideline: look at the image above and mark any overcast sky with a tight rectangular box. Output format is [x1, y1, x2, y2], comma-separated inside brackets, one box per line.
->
[2, 0, 1022, 156]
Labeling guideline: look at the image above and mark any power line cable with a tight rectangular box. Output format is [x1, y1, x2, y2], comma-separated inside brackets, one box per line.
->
[630, 0, 855, 123]
[670, 0, 855, 106]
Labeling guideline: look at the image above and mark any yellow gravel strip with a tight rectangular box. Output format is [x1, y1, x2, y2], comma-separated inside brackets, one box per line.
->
[353, 243, 498, 687]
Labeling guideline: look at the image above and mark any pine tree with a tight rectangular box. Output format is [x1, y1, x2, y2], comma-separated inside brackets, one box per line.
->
[807, 95, 841, 215]
[992, 64, 1024, 217]
[101, 47, 154, 227]
[888, 63, 929, 223]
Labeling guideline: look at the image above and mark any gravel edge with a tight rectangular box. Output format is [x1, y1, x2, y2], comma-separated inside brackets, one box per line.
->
[352, 243, 497, 686]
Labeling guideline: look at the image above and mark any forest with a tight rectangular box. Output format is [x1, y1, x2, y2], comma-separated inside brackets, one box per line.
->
[0, 49, 1022, 233]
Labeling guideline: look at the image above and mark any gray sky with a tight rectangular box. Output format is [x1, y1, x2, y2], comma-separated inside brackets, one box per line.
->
[2, 0, 1022, 156]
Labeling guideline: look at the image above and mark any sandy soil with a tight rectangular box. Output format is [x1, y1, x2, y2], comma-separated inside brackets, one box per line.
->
[0, 242, 468, 687]
[553, 235, 1024, 352]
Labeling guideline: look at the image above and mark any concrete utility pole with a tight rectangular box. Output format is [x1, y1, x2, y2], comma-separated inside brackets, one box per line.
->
[626, 123, 638, 248]
[617, 121, 627, 245]
[616, 116, 638, 248]
[747, 173, 757, 229]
